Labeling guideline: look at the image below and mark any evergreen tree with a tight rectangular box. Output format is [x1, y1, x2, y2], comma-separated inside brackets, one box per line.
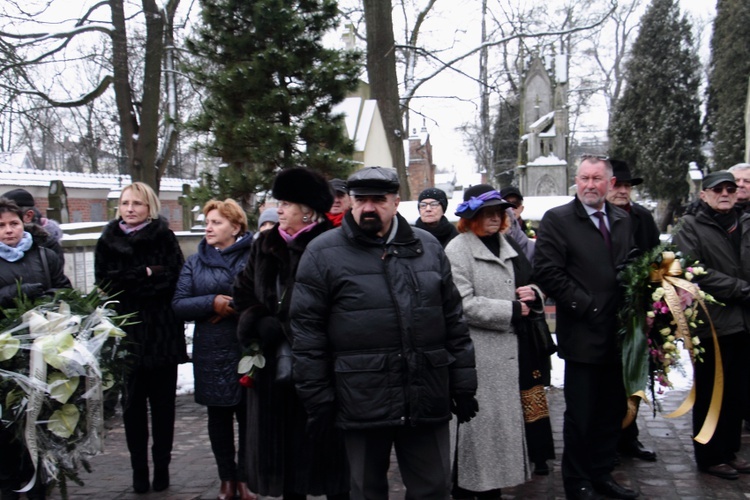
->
[705, 0, 750, 168]
[609, 0, 703, 229]
[491, 95, 521, 186]
[185, 0, 362, 204]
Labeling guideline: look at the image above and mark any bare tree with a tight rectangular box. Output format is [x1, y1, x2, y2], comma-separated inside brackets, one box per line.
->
[0, 0, 181, 192]
[362, 0, 410, 199]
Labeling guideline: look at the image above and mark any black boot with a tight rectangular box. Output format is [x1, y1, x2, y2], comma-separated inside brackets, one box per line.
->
[152, 466, 169, 492]
[132, 467, 149, 494]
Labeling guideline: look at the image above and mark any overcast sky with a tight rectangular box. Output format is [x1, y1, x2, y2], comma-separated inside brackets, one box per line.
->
[389, 0, 717, 185]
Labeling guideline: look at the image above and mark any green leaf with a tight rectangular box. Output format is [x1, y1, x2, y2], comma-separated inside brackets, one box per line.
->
[621, 314, 649, 398]
[48, 404, 80, 439]
[48, 372, 80, 404]
[34, 332, 76, 371]
[0, 332, 20, 361]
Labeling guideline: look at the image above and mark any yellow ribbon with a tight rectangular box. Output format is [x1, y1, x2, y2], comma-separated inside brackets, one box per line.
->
[648, 252, 722, 444]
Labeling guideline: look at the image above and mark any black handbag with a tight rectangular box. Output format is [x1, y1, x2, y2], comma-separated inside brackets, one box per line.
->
[529, 314, 557, 356]
[275, 339, 293, 384]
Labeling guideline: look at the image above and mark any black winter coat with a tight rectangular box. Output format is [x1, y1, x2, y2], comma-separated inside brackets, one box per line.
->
[415, 215, 458, 248]
[233, 220, 347, 497]
[629, 202, 660, 253]
[172, 235, 252, 406]
[0, 242, 70, 309]
[291, 211, 477, 430]
[673, 204, 750, 339]
[532, 197, 634, 363]
[94, 217, 187, 369]
[26, 223, 64, 264]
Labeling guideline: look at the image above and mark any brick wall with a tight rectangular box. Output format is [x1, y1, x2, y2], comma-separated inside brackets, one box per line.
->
[406, 134, 435, 200]
[32, 195, 185, 232]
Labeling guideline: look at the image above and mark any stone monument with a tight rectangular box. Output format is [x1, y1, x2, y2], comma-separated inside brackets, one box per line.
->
[516, 54, 569, 196]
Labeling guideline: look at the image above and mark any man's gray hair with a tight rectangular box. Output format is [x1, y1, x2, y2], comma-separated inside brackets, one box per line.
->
[728, 163, 750, 173]
[576, 155, 613, 178]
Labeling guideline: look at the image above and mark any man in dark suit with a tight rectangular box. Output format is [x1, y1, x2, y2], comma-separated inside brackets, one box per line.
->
[533, 155, 639, 500]
[606, 160, 660, 462]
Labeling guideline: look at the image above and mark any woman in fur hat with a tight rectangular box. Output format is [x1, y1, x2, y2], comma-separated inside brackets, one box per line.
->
[233, 168, 349, 499]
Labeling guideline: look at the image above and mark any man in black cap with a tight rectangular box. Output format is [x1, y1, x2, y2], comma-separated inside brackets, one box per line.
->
[673, 170, 750, 480]
[1, 188, 64, 261]
[500, 185, 536, 261]
[290, 166, 478, 500]
[326, 178, 351, 227]
[606, 160, 660, 462]
[415, 187, 458, 247]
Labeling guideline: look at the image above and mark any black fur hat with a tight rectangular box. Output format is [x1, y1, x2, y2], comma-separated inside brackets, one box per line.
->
[271, 167, 334, 214]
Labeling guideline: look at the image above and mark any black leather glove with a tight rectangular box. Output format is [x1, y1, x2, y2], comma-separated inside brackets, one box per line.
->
[451, 394, 479, 424]
[256, 316, 283, 349]
[20, 283, 45, 300]
[306, 404, 335, 442]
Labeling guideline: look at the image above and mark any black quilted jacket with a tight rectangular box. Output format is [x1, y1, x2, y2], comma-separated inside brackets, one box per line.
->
[291, 212, 477, 429]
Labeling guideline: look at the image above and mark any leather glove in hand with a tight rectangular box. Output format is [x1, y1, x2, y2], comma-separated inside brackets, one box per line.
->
[20, 283, 45, 300]
[212, 294, 236, 318]
[451, 394, 479, 424]
[306, 404, 335, 442]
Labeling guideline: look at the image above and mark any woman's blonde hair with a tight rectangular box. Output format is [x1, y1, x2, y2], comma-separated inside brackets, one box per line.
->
[117, 182, 161, 221]
[456, 206, 510, 236]
[203, 199, 248, 235]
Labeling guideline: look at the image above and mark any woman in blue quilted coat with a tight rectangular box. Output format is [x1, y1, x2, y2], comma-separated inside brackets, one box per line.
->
[172, 199, 255, 500]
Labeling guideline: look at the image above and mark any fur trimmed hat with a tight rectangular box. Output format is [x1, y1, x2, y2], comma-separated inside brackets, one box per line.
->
[271, 168, 334, 214]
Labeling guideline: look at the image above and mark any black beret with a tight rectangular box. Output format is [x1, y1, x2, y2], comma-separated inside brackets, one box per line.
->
[418, 188, 448, 212]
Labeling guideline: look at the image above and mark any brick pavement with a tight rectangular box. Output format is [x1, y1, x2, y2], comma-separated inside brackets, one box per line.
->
[49, 387, 750, 499]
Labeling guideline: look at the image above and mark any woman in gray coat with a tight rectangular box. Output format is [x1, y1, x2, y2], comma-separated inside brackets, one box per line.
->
[445, 185, 541, 498]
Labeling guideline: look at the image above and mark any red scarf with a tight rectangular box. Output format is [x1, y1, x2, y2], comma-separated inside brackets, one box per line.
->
[326, 212, 345, 227]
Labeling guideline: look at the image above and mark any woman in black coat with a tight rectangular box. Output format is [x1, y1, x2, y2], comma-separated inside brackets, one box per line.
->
[233, 168, 349, 499]
[94, 182, 187, 495]
[0, 197, 71, 500]
[172, 199, 255, 500]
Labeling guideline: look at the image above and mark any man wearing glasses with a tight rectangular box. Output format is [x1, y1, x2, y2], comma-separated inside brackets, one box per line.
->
[533, 154, 639, 500]
[673, 170, 750, 481]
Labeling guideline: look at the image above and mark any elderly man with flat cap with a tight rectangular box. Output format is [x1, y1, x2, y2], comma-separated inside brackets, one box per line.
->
[673, 170, 750, 480]
[290, 166, 478, 500]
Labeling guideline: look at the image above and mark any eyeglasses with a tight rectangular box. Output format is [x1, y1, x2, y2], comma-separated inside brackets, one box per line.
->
[708, 184, 737, 194]
[418, 201, 441, 209]
[580, 153, 609, 161]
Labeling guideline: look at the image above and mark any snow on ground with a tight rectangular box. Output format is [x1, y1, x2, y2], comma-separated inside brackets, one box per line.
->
[176, 323, 194, 396]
